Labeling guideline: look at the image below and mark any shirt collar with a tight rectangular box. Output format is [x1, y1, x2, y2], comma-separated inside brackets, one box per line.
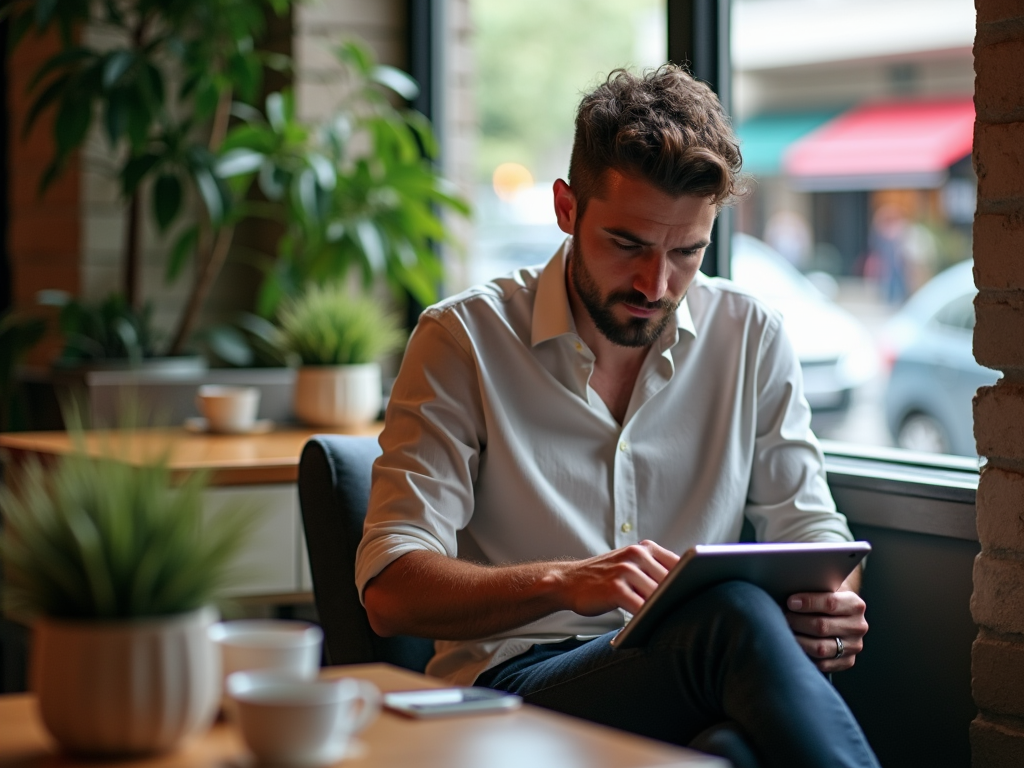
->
[531, 237, 698, 348]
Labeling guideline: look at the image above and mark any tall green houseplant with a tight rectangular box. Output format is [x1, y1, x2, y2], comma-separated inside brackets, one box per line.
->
[3, 0, 288, 354]
[217, 40, 470, 318]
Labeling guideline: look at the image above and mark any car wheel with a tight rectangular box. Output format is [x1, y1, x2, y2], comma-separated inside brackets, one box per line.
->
[896, 413, 951, 454]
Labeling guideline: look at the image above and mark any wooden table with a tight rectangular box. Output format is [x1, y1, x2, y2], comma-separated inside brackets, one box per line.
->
[0, 663, 725, 768]
[0, 426, 382, 486]
[0, 428, 382, 602]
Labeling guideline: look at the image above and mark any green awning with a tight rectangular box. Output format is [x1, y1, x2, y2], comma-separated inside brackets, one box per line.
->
[736, 110, 843, 177]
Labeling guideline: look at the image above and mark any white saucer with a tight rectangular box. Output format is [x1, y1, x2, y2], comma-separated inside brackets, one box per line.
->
[184, 417, 274, 435]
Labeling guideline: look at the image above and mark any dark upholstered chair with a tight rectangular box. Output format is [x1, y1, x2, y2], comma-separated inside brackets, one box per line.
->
[297, 434, 434, 673]
[297, 434, 760, 767]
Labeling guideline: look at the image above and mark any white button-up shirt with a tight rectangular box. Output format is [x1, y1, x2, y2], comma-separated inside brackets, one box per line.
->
[355, 240, 852, 685]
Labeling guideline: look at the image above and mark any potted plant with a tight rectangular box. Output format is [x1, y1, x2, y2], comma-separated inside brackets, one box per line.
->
[0, 427, 256, 756]
[276, 282, 404, 427]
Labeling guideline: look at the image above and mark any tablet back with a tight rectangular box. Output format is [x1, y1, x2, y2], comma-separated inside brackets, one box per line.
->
[611, 541, 871, 649]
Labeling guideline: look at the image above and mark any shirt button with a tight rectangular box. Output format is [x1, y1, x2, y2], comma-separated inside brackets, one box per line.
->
[621, 522, 633, 533]
[619, 440, 628, 452]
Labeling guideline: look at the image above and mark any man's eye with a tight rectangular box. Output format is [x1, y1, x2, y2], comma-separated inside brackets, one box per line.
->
[613, 241, 641, 251]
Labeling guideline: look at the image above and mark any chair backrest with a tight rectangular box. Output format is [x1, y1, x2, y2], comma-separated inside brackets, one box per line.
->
[298, 435, 435, 672]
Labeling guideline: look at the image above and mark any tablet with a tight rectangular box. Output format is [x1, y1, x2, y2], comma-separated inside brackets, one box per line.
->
[610, 541, 871, 650]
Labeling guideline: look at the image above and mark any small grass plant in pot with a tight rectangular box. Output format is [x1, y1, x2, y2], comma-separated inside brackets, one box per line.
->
[0, 426, 257, 756]
[277, 283, 405, 428]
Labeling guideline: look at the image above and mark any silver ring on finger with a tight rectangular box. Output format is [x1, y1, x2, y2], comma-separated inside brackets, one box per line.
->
[833, 636, 844, 659]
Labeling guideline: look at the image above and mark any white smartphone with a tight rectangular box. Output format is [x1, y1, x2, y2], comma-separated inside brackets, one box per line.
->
[383, 687, 522, 719]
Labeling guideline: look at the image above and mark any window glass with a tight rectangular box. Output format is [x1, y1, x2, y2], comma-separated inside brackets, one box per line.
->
[465, 0, 666, 288]
[730, 0, 986, 457]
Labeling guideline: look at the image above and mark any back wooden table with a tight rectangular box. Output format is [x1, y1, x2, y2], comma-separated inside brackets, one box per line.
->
[0, 663, 725, 767]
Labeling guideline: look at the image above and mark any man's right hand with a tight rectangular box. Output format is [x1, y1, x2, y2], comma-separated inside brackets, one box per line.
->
[551, 540, 680, 617]
[363, 540, 678, 640]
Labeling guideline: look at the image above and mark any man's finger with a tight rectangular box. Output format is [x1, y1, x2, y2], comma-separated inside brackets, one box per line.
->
[786, 612, 867, 639]
[793, 633, 862, 661]
[787, 590, 864, 615]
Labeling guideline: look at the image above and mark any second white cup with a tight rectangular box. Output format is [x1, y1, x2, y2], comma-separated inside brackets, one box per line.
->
[209, 619, 323, 697]
[227, 671, 381, 766]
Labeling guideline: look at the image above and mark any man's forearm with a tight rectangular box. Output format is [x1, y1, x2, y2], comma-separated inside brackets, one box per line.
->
[363, 550, 569, 640]
[363, 541, 678, 641]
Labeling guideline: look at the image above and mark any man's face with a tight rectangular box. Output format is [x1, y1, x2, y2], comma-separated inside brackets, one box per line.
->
[554, 170, 717, 348]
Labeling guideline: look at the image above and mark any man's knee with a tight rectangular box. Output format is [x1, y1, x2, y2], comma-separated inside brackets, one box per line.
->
[651, 580, 792, 654]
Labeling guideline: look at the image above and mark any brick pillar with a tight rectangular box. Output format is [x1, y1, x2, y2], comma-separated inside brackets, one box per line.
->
[7, 25, 81, 365]
[971, 1, 1024, 765]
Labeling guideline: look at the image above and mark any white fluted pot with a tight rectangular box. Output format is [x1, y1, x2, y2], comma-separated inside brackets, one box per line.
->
[32, 606, 220, 756]
[293, 363, 383, 427]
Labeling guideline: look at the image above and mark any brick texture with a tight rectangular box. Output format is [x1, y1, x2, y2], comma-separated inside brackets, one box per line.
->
[974, 384, 1024, 458]
[974, 214, 1024, 290]
[976, 1, 1024, 25]
[972, 717, 1024, 767]
[972, 553, 1024, 635]
[977, 466, 1024, 552]
[975, 295, 1024, 370]
[974, 635, 1024, 717]
[975, 122, 1024, 203]
[975, 40, 1024, 123]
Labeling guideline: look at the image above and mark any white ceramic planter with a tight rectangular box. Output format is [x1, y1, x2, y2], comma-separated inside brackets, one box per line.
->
[32, 606, 220, 756]
[293, 363, 383, 427]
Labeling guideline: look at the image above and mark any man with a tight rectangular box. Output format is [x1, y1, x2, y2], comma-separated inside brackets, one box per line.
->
[355, 66, 879, 768]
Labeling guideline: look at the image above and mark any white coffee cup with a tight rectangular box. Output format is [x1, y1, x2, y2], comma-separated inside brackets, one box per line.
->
[195, 385, 261, 433]
[227, 671, 380, 766]
[209, 620, 323, 698]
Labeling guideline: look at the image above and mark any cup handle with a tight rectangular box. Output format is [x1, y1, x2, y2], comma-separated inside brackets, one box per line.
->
[335, 679, 381, 737]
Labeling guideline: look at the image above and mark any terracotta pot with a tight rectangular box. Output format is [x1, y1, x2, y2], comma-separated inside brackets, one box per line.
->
[293, 364, 383, 427]
[32, 606, 219, 756]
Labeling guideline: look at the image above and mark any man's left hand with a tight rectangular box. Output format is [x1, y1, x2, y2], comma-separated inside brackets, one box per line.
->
[785, 577, 868, 673]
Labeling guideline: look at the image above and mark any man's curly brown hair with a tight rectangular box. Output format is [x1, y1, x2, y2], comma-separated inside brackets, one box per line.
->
[568, 65, 746, 215]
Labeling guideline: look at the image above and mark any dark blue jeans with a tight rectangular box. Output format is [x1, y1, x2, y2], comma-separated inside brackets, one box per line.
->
[476, 581, 879, 768]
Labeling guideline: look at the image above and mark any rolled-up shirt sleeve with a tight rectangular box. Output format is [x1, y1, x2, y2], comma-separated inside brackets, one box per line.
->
[744, 315, 854, 544]
[354, 310, 486, 601]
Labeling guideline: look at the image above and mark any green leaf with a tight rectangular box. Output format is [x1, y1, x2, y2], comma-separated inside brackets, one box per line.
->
[371, 65, 419, 101]
[195, 81, 220, 121]
[34, 0, 58, 26]
[204, 325, 253, 367]
[307, 153, 337, 191]
[354, 220, 385, 273]
[336, 40, 374, 75]
[54, 93, 92, 154]
[153, 174, 182, 232]
[216, 148, 264, 178]
[296, 168, 318, 222]
[104, 92, 128, 144]
[23, 73, 71, 137]
[121, 153, 160, 196]
[266, 91, 286, 132]
[166, 226, 199, 282]
[28, 47, 93, 90]
[195, 168, 224, 224]
[102, 50, 134, 89]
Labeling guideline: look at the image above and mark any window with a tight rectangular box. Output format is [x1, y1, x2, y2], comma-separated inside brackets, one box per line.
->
[729, 0, 981, 457]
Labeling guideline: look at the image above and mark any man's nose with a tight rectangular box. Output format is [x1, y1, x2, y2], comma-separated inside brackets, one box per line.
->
[633, 253, 669, 303]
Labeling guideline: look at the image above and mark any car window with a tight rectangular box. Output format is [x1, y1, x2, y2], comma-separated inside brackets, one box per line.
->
[933, 292, 976, 331]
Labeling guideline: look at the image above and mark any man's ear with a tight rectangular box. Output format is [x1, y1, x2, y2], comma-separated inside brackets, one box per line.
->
[553, 179, 577, 236]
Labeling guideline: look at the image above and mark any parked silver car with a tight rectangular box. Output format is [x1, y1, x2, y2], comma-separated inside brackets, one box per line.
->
[881, 259, 999, 456]
[731, 234, 879, 419]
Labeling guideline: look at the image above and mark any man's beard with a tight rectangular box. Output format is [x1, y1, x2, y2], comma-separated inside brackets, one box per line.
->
[568, 234, 681, 348]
